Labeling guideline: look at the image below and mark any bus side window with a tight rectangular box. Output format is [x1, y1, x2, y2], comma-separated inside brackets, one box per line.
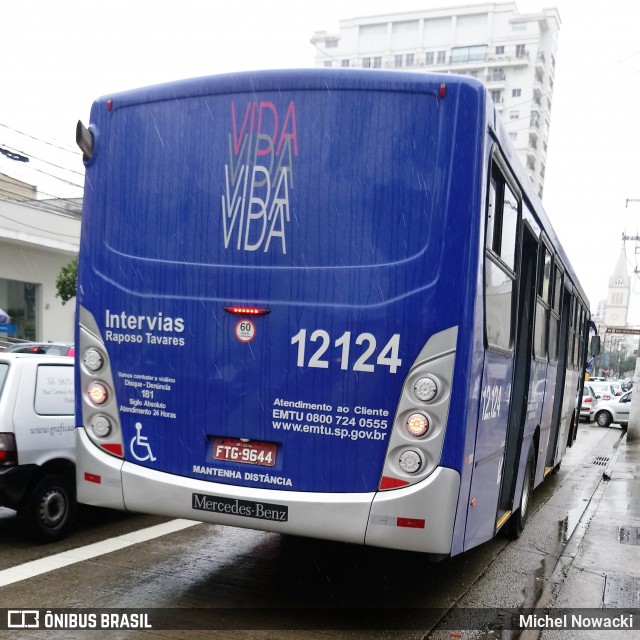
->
[548, 264, 562, 363]
[534, 240, 551, 360]
[485, 163, 519, 352]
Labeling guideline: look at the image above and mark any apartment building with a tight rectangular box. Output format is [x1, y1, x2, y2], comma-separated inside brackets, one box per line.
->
[311, 2, 560, 198]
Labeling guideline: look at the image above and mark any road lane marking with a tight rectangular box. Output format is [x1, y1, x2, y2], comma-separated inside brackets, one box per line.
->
[0, 518, 200, 587]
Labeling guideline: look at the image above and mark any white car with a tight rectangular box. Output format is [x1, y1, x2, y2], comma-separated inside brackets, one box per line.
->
[0, 353, 76, 541]
[579, 384, 596, 422]
[593, 391, 632, 430]
[588, 381, 618, 402]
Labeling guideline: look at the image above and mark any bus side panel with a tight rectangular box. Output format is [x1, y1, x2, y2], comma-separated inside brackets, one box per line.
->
[554, 368, 579, 463]
[463, 352, 513, 550]
[536, 362, 558, 484]
[525, 359, 547, 485]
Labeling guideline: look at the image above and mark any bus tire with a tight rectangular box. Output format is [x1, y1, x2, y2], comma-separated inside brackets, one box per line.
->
[508, 454, 534, 539]
[18, 474, 76, 543]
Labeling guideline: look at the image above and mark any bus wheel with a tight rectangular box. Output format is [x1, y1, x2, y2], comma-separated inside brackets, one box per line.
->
[508, 455, 534, 539]
[19, 474, 77, 543]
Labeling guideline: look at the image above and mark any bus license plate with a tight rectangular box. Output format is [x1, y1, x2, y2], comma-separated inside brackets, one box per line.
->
[213, 438, 277, 467]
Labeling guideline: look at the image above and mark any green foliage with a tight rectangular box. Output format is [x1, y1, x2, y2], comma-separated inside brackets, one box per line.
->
[620, 356, 637, 378]
[56, 255, 78, 305]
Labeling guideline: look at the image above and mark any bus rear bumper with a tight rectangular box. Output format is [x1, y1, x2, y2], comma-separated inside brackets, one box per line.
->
[77, 428, 460, 552]
[366, 467, 460, 554]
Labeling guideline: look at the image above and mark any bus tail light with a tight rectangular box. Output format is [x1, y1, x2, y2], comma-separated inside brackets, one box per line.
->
[406, 414, 430, 438]
[398, 449, 424, 474]
[87, 382, 109, 405]
[378, 326, 457, 491]
[224, 306, 271, 316]
[79, 306, 125, 459]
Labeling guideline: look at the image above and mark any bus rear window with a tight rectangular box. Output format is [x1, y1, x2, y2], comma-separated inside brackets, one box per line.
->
[104, 90, 440, 268]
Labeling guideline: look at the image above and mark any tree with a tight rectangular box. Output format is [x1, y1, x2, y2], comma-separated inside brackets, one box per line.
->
[56, 256, 78, 305]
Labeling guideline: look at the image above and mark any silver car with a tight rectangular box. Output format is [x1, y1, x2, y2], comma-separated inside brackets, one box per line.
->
[593, 391, 632, 429]
[579, 384, 596, 422]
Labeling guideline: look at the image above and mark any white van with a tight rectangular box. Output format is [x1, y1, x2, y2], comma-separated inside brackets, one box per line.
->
[0, 353, 76, 541]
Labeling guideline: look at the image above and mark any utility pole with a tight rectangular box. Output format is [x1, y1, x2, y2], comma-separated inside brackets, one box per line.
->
[625, 198, 640, 441]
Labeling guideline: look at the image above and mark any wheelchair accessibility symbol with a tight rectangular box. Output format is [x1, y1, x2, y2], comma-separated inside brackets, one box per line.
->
[130, 422, 156, 462]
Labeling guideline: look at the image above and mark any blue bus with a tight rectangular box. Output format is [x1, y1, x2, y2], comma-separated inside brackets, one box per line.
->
[75, 70, 590, 556]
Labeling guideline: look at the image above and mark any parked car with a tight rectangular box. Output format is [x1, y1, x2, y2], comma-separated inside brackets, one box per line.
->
[593, 391, 632, 430]
[610, 382, 623, 396]
[0, 353, 76, 541]
[8, 342, 75, 357]
[579, 384, 596, 422]
[589, 376, 606, 382]
[588, 381, 618, 402]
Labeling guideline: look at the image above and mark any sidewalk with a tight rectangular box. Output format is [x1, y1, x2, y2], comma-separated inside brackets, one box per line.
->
[549, 431, 640, 612]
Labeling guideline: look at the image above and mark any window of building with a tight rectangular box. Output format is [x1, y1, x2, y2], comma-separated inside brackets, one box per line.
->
[490, 90, 502, 104]
[515, 44, 526, 58]
[0, 279, 39, 341]
[341, 59, 350, 68]
[394, 54, 403, 68]
[510, 111, 519, 120]
[426, 52, 434, 65]
[495, 45, 505, 55]
[362, 58, 371, 68]
[436, 51, 446, 64]
[451, 45, 487, 63]
[509, 132, 517, 141]
[488, 68, 505, 82]
[405, 53, 414, 66]
[512, 88, 521, 97]
[373, 56, 382, 68]
[324, 61, 332, 68]
[325, 38, 338, 48]
[512, 22, 527, 31]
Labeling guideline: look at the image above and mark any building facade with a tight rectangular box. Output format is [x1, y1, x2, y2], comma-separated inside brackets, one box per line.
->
[604, 245, 631, 329]
[0, 173, 81, 346]
[311, 2, 560, 198]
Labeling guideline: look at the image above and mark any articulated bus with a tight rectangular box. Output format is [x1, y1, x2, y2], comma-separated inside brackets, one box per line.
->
[75, 70, 590, 557]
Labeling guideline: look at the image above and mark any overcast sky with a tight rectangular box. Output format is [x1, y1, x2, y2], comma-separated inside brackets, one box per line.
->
[1, 0, 639, 320]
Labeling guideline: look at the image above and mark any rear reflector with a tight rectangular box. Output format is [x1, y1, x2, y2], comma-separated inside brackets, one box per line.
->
[224, 306, 270, 316]
[397, 517, 426, 529]
[370, 514, 425, 529]
[379, 475, 410, 490]
[84, 472, 101, 484]
[100, 443, 123, 457]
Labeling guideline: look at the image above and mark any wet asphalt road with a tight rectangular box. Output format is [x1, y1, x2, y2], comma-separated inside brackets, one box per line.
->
[0, 423, 626, 639]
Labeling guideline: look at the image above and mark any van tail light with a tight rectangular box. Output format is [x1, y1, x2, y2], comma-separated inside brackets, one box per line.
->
[0, 433, 17, 466]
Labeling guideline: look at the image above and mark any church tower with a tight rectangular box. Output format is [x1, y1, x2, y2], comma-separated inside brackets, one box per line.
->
[604, 245, 631, 327]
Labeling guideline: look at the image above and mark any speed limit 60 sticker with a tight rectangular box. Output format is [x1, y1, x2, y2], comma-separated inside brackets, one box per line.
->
[235, 319, 256, 343]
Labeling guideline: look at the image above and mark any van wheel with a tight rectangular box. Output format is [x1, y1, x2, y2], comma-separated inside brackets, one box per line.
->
[508, 455, 534, 539]
[19, 474, 76, 543]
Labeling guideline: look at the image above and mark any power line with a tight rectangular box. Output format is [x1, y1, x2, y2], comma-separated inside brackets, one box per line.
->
[0, 122, 81, 156]
[0, 142, 84, 179]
